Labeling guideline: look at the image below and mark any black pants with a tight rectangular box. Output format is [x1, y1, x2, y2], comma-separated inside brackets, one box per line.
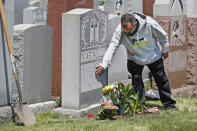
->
[127, 58, 176, 108]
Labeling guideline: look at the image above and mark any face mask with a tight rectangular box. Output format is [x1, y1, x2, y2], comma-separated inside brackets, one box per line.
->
[126, 22, 139, 36]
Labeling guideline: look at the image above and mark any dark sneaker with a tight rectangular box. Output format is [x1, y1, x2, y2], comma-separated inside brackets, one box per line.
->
[162, 106, 179, 111]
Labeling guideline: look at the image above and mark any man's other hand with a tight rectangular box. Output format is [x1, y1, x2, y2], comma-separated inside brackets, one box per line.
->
[162, 52, 168, 59]
[95, 65, 104, 77]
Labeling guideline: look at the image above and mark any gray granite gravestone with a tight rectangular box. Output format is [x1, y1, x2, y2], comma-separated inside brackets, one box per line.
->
[186, 0, 197, 16]
[0, 20, 12, 106]
[4, 0, 29, 25]
[23, 7, 47, 25]
[107, 14, 128, 83]
[62, 9, 108, 109]
[14, 0, 29, 25]
[153, 0, 186, 17]
[4, 0, 14, 43]
[13, 24, 53, 104]
[29, 0, 40, 7]
[0, 0, 14, 106]
[104, 0, 128, 15]
[169, 15, 187, 73]
[168, 15, 187, 88]
[94, 0, 100, 10]
[40, 0, 48, 10]
[127, 0, 143, 13]
[40, 0, 48, 22]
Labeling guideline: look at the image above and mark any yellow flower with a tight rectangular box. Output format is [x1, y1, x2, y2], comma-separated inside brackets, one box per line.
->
[103, 86, 111, 91]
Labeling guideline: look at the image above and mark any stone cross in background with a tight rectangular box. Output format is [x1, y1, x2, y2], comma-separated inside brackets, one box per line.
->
[103, 0, 128, 15]
[23, 7, 47, 25]
[24, 0, 48, 25]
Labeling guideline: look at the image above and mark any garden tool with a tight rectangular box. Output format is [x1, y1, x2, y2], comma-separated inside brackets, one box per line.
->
[0, 1, 35, 126]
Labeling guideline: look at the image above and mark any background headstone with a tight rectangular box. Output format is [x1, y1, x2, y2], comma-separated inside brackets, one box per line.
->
[107, 14, 128, 83]
[14, 0, 29, 25]
[168, 15, 187, 88]
[0, 0, 14, 106]
[47, 0, 93, 97]
[4, 0, 14, 40]
[40, 0, 48, 22]
[93, 0, 99, 10]
[13, 24, 53, 104]
[171, 0, 186, 15]
[40, 0, 48, 8]
[186, 0, 197, 16]
[103, 0, 128, 15]
[153, 0, 186, 17]
[23, 7, 47, 25]
[127, 0, 143, 13]
[62, 9, 108, 109]
[29, 0, 40, 7]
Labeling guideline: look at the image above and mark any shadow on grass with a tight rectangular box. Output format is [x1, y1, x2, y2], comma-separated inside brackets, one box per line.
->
[144, 101, 162, 110]
[15, 121, 24, 126]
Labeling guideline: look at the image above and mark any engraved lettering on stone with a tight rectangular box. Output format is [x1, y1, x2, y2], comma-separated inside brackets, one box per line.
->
[81, 47, 106, 63]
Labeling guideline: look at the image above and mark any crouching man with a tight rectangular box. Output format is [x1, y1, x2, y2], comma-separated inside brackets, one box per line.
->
[95, 12, 176, 110]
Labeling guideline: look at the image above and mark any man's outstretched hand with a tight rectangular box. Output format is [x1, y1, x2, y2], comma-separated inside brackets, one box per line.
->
[95, 65, 104, 77]
[162, 52, 168, 59]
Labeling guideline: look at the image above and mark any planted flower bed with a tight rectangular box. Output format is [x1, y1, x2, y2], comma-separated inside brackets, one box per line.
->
[97, 82, 146, 119]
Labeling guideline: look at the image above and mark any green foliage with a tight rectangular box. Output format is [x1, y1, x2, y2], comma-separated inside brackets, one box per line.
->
[100, 82, 146, 118]
[145, 80, 152, 92]
[124, 94, 146, 116]
[55, 96, 61, 107]
[2, 99, 197, 131]
[99, 1, 105, 6]
[96, 104, 119, 120]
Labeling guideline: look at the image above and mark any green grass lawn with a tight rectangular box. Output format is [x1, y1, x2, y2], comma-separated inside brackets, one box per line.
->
[1, 98, 197, 131]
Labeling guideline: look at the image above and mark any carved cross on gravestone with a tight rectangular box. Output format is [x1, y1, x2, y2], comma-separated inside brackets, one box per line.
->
[90, 14, 99, 42]
[32, 8, 46, 24]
